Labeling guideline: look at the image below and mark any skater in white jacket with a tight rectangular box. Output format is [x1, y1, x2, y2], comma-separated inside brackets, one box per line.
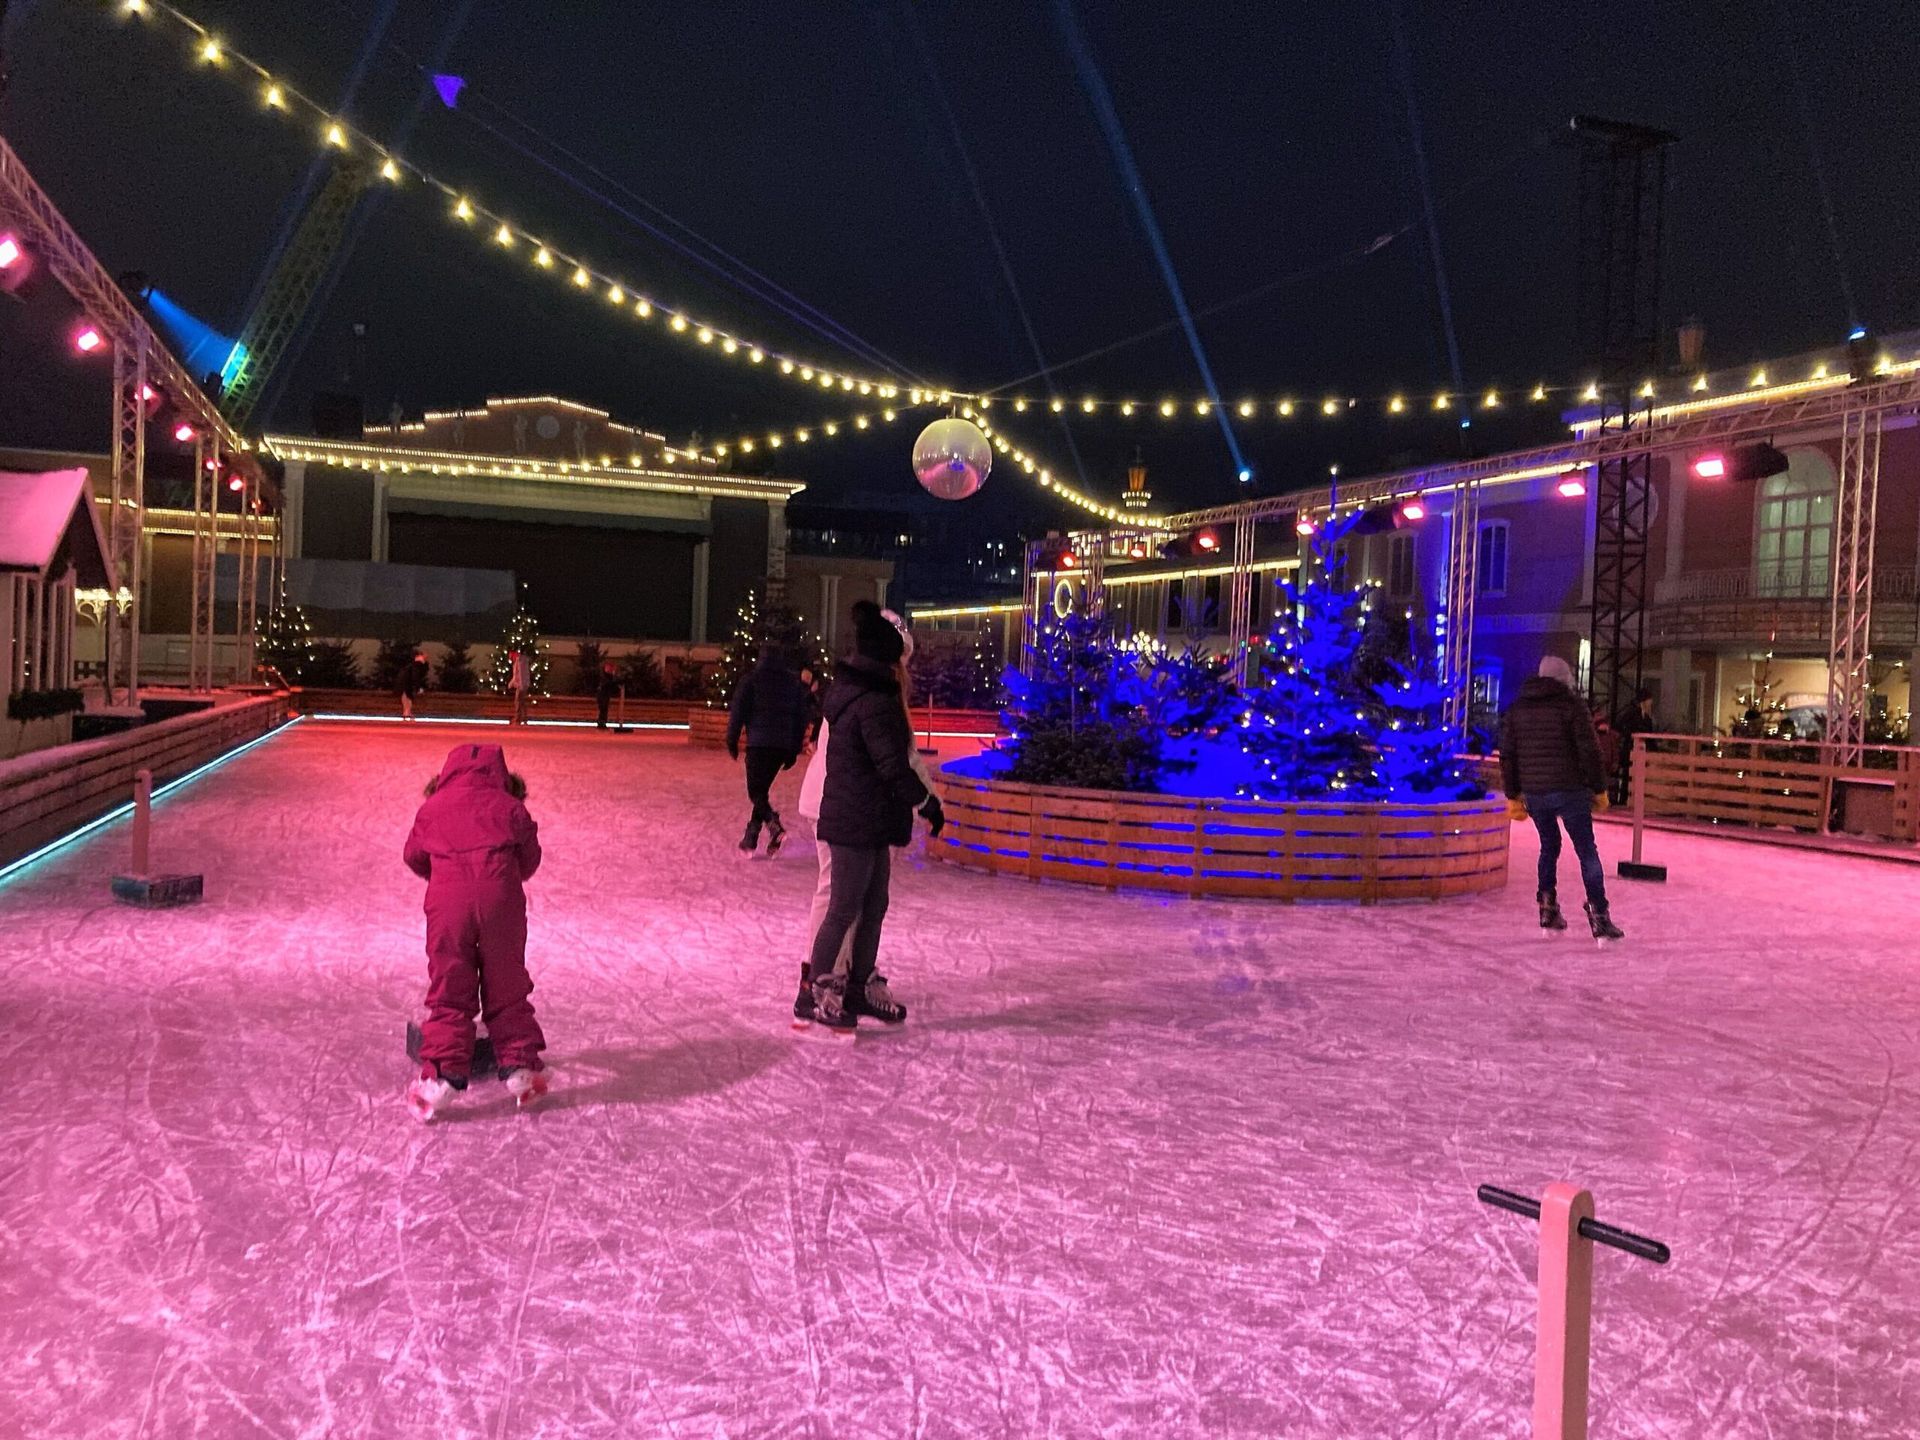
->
[791, 607, 941, 1027]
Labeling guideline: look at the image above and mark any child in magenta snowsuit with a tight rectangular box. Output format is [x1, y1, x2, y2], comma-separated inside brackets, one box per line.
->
[403, 743, 547, 1118]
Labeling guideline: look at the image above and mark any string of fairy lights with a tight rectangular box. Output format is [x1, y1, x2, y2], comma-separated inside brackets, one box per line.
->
[101, 0, 1919, 530]
[111, 0, 939, 404]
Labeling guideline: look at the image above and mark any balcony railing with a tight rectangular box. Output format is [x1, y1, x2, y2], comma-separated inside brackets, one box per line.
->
[1654, 565, 1920, 605]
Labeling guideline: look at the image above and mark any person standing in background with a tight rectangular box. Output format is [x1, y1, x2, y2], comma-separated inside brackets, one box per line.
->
[509, 649, 532, 726]
[398, 650, 429, 721]
[595, 660, 621, 730]
[1614, 688, 1659, 804]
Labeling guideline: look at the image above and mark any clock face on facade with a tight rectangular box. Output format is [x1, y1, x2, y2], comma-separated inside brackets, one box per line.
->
[536, 415, 562, 440]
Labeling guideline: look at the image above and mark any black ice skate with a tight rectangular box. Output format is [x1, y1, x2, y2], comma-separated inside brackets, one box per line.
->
[1584, 902, 1625, 942]
[737, 819, 761, 857]
[791, 963, 816, 1029]
[405, 1021, 497, 1078]
[1537, 890, 1568, 932]
[765, 816, 787, 858]
[809, 974, 858, 1035]
[849, 973, 907, 1025]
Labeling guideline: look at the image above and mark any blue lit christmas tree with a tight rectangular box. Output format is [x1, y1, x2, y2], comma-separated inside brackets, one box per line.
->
[1001, 611, 1234, 792]
[1239, 509, 1475, 801]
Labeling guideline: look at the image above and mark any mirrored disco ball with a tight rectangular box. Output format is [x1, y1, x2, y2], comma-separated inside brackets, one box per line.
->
[911, 417, 992, 501]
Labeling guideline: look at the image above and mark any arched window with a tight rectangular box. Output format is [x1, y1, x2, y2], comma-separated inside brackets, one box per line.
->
[1753, 449, 1836, 598]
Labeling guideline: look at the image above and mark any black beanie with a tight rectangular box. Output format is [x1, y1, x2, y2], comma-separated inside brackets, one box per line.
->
[851, 600, 905, 666]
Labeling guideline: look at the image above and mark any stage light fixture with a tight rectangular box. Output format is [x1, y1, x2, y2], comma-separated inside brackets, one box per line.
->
[173, 422, 197, 443]
[1556, 475, 1587, 499]
[74, 324, 104, 354]
[1692, 443, 1788, 483]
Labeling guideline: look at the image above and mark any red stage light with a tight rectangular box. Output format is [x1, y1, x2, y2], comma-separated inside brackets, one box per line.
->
[74, 325, 105, 354]
[1692, 454, 1727, 480]
[1195, 528, 1220, 552]
[173, 422, 197, 443]
[1399, 497, 1427, 523]
[1295, 516, 1317, 537]
[1127, 541, 1148, 560]
[0, 235, 21, 270]
[1556, 476, 1588, 499]
[227, 475, 245, 493]
[1059, 551, 1079, 570]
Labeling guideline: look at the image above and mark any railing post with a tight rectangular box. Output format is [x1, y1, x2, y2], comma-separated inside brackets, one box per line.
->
[129, 767, 152, 878]
[1533, 1182, 1596, 1440]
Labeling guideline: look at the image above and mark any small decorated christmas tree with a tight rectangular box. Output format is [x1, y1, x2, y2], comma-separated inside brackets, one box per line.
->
[999, 612, 1155, 791]
[1240, 509, 1474, 801]
[707, 587, 829, 708]
[1240, 520, 1378, 798]
[255, 588, 319, 684]
[485, 605, 549, 695]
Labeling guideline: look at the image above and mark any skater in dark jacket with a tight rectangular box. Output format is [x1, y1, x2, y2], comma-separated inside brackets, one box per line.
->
[595, 660, 621, 730]
[398, 651, 429, 721]
[1499, 656, 1623, 940]
[806, 601, 935, 1030]
[403, 743, 549, 1120]
[727, 647, 813, 856]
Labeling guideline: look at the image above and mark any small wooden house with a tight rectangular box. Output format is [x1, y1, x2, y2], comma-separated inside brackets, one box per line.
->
[1, 466, 115, 713]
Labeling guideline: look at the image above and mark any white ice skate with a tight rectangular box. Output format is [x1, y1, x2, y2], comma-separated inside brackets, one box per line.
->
[505, 1068, 551, 1111]
[406, 1075, 455, 1123]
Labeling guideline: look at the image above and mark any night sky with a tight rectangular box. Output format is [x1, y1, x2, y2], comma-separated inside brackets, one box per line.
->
[3, 0, 1917, 527]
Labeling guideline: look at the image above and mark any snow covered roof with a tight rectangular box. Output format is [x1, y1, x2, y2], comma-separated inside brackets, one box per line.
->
[0, 468, 115, 587]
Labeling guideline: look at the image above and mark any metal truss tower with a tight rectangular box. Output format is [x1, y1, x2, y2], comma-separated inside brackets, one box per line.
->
[219, 160, 370, 432]
[1572, 116, 1676, 723]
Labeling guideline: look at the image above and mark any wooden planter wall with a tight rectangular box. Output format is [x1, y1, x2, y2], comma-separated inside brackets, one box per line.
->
[929, 773, 1509, 903]
[0, 695, 292, 869]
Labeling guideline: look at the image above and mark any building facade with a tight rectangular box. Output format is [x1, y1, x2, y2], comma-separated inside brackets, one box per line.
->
[919, 336, 1920, 739]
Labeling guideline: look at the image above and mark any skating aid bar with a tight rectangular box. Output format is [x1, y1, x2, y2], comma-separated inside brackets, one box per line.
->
[1477, 1184, 1670, 1263]
[1479, 1181, 1672, 1440]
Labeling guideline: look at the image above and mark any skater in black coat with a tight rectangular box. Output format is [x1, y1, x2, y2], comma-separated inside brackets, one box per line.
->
[1499, 655, 1622, 940]
[595, 661, 621, 730]
[805, 601, 935, 1030]
[398, 651, 429, 721]
[727, 648, 812, 855]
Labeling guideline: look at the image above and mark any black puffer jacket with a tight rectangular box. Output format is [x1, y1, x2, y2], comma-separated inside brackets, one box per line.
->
[816, 657, 929, 848]
[1499, 676, 1607, 798]
[726, 657, 813, 755]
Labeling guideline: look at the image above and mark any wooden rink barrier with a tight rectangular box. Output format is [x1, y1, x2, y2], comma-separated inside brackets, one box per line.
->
[929, 772, 1509, 902]
[0, 695, 290, 870]
[1632, 731, 1920, 842]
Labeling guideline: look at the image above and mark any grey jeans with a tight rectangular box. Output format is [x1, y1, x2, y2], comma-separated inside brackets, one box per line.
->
[806, 844, 891, 992]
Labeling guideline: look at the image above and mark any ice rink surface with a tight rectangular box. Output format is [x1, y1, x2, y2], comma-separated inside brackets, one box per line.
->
[1, 718, 1915, 1438]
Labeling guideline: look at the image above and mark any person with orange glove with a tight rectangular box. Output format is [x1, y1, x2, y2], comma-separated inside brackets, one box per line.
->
[1498, 656, 1623, 940]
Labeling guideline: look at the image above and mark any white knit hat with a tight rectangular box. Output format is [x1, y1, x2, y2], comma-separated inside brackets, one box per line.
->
[1537, 655, 1576, 688]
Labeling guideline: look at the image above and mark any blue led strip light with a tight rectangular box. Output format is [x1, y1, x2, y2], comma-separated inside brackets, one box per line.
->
[0, 716, 303, 888]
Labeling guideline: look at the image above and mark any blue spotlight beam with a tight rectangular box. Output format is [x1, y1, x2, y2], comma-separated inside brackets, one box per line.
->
[1050, 0, 1250, 483]
[0, 718, 301, 889]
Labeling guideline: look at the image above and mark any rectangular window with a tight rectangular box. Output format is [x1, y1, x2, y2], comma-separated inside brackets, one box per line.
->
[1387, 534, 1415, 599]
[1477, 521, 1510, 598]
[1471, 668, 1502, 711]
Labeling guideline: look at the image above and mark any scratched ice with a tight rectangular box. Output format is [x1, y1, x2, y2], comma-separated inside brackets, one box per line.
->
[0, 719, 1915, 1438]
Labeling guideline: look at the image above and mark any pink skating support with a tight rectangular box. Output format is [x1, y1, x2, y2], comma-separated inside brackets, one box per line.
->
[1533, 1182, 1596, 1440]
